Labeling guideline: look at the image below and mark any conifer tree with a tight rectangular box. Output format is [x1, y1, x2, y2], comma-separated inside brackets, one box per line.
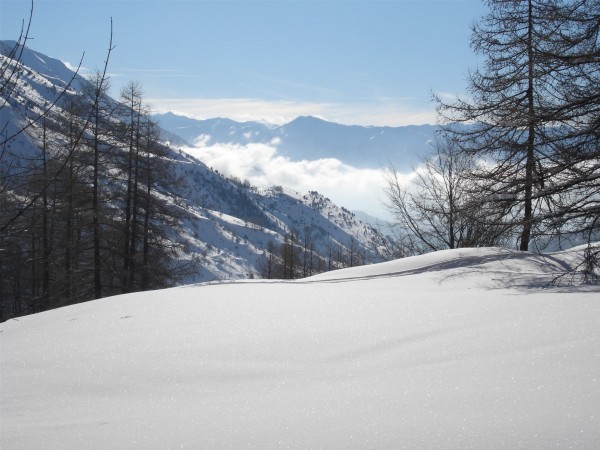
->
[437, 0, 599, 250]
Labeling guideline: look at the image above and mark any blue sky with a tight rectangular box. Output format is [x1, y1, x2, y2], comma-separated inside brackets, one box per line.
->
[2, 0, 486, 126]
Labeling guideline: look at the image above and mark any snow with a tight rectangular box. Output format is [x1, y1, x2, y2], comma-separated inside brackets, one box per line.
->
[2, 246, 600, 449]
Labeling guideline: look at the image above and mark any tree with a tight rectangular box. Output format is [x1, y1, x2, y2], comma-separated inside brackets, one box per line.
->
[83, 68, 113, 299]
[300, 226, 317, 277]
[534, 0, 600, 243]
[437, 0, 599, 251]
[1, 2, 85, 236]
[0, 11, 111, 318]
[133, 114, 193, 291]
[436, 0, 544, 251]
[383, 136, 509, 254]
[281, 231, 300, 279]
[56, 95, 90, 304]
[258, 240, 279, 279]
[119, 81, 144, 293]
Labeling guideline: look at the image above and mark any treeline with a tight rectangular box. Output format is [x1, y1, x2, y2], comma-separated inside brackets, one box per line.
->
[0, 34, 194, 321]
[259, 229, 367, 279]
[384, 0, 599, 275]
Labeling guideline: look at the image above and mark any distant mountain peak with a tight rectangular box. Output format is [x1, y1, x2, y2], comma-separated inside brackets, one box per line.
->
[154, 112, 438, 169]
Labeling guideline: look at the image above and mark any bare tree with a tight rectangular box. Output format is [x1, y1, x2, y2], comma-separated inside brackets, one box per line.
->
[437, 0, 599, 251]
[534, 0, 600, 244]
[1, 12, 200, 319]
[383, 135, 509, 255]
[1, 4, 85, 236]
[83, 66, 114, 298]
[258, 240, 279, 279]
[300, 226, 317, 277]
[119, 81, 144, 292]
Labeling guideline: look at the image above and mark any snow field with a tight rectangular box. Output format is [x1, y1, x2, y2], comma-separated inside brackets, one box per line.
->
[1, 247, 600, 449]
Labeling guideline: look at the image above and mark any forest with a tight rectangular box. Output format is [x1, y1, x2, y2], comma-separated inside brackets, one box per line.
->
[0, 23, 197, 320]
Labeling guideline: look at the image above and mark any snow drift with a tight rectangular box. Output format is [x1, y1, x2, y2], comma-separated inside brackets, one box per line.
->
[2, 246, 599, 449]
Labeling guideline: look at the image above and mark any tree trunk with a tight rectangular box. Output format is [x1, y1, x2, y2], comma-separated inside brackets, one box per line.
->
[520, 0, 535, 252]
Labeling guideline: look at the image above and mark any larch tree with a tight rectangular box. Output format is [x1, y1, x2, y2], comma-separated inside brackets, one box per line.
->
[437, 0, 599, 251]
[82, 62, 114, 298]
[536, 0, 599, 243]
[119, 81, 144, 293]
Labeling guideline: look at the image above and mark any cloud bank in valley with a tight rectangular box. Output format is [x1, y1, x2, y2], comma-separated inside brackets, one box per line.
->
[182, 139, 413, 221]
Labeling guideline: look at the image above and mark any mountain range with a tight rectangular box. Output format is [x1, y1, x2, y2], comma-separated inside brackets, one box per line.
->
[154, 112, 438, 169]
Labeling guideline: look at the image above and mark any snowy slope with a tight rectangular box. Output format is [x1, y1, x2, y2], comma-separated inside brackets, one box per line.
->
[170, 152, 390, 282]
[2, 246, 599, 449]
[0, 40, 87, 91]
[0, 41, 79, 166]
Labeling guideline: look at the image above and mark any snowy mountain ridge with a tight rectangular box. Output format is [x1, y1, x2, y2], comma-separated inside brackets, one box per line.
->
[0, 40, 87, 91]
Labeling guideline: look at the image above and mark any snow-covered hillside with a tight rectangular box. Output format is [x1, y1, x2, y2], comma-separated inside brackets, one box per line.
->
[2, 246, 599, 449]
[161, 150, 391, 282]
[0, 41, 390, 285]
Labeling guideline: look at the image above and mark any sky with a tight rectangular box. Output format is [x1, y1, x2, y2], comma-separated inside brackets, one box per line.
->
[1, 0, 486, 126]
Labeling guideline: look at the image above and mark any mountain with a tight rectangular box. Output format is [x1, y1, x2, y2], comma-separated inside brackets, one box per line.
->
[0, 40, 392, 306]
[0, 40, 87, 91]
[154, 112, 438, 169]
[3, 245, 599, 448]
[170, 161, 391, 282]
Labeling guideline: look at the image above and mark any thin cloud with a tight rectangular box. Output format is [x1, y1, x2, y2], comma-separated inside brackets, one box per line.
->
[116, 68, 197, 78]
[62, 60, 90, 76]
[435, 91, 460, 102]
[61, 60, 128, 82]
[148, 97, 437, 126]
[149, 98, 336, 125]
[119, 68, 182, 73]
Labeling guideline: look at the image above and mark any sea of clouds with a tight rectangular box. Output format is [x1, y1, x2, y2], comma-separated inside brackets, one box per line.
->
[182, 138, 416, 222]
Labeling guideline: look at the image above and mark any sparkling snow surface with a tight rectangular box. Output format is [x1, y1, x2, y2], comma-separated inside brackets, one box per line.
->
[2, 247, 600, 449]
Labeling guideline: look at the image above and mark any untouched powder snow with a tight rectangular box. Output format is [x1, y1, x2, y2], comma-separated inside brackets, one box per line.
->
[1, 247, 600, 449]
